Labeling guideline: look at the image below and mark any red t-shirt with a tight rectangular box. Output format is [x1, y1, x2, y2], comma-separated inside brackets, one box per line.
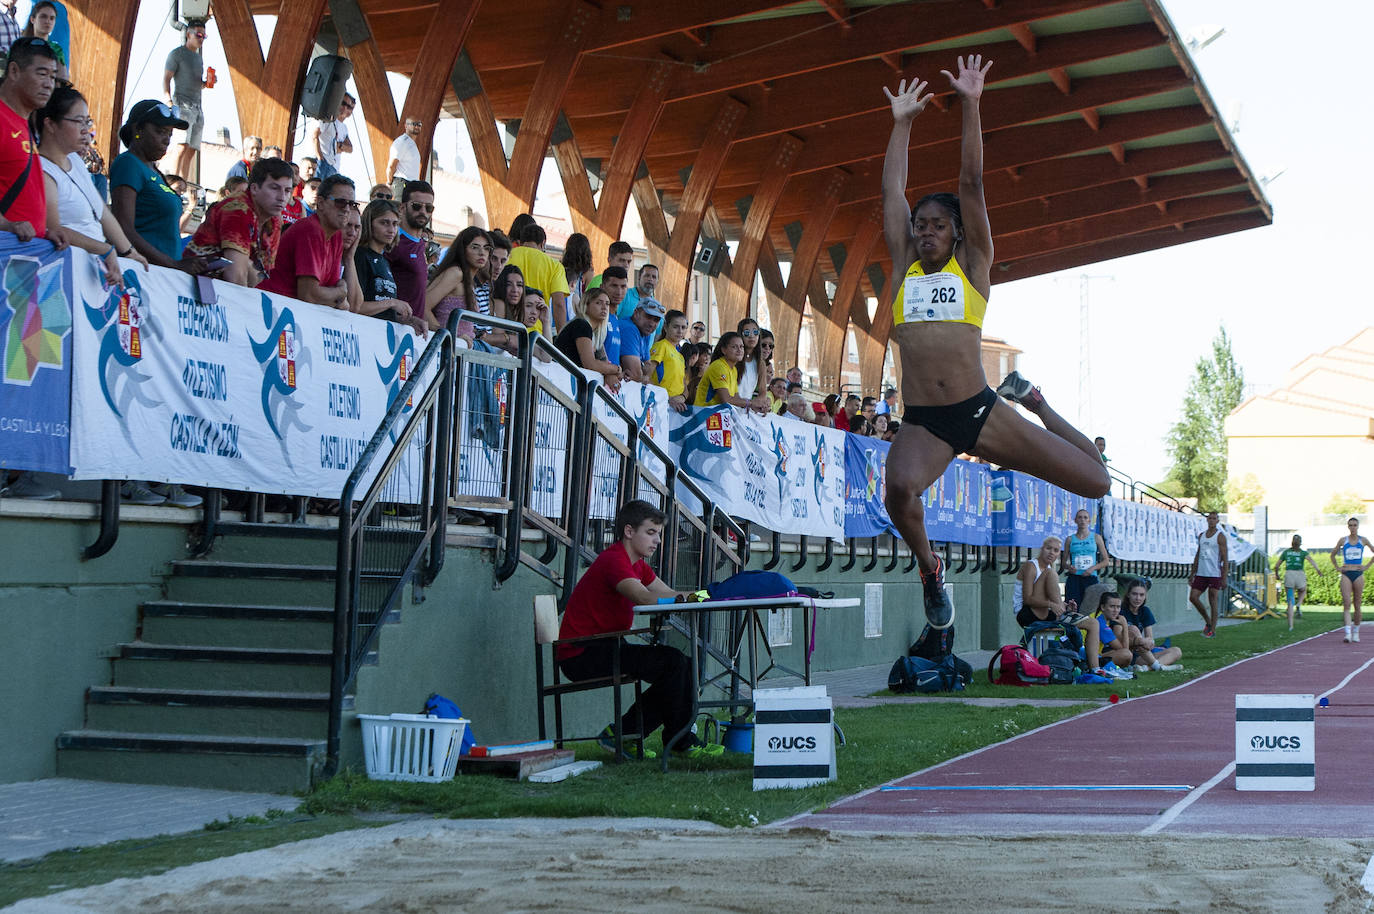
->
[0, 100, 46, 237]
[256, 212, 343, 299]
[833, 408, 851, 432]
[556, 543, 655, 659]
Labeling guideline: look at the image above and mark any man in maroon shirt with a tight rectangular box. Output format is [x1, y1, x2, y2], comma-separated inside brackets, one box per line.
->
[257, 174, 356, 307]
[386, 179, 432, 319]
[557, 499, 724, 760]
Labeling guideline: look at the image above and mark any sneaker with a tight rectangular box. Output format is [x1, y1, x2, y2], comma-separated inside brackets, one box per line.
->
[1, 472, 59, 499]
[1201, 627, 1215, 638]
[995, 370, 1043, 409]
[121, 482, 166, 506]
[921, 553, 954, 630]
[150, 484, 202, 508]
[1159, 663, 1183, 672]
[1355, 628, 1362, 643]
[1130, 664, 1151, 673]
[1295, 607, 1303, 619]
[1101, 662, 1134, 681]
[597, 725, 656, 760]
[674, 739, 725, 759]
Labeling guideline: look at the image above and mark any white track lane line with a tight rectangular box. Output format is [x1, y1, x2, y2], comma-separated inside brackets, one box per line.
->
[1141, 762, 1234, 835]
[1143, 638, 1374, 836]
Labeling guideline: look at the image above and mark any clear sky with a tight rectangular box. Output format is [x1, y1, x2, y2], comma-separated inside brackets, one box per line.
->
[114, 0, 1359, 488]
[983, 0, 1374, 485]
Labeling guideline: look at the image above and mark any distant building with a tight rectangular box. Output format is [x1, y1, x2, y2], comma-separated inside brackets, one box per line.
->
[1227, 328, 1374, 526]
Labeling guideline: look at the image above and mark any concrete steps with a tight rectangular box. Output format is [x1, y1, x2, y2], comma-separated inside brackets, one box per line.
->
[57, 554, 384, 794]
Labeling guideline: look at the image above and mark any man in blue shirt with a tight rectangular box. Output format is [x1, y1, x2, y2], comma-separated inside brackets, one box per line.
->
[617, 298, 664, 383]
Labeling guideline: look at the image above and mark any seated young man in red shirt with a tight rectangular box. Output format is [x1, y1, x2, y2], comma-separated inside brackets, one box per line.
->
[556, 499, 724, 760]
[182, 156, 293, 286]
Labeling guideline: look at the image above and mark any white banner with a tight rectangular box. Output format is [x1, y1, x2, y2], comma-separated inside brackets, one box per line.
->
[1101, 496, 1258, 565]
[669, 406, 846, 539]
[70, 257, 430, 499]
[523, 360, 671, 521]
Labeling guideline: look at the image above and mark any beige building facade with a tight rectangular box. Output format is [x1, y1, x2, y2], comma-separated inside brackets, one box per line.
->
[1226, 328, 1374, 527]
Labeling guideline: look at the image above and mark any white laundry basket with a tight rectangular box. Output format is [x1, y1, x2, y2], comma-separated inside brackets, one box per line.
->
[358, 713, 468, 782]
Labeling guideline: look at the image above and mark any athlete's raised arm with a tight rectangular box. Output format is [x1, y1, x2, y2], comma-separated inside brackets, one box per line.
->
[881, 77, 934, 277]
[940, 54, 993, 295]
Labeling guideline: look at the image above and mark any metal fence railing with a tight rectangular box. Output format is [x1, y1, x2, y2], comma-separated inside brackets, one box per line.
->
[326, 329, 455, 774]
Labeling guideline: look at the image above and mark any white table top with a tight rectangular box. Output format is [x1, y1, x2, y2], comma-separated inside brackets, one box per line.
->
[634, 596, 860, 614]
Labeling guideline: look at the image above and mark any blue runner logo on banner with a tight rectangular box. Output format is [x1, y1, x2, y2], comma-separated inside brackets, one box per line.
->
[0, 241, 74, 473]
[250, 295, 311, 445]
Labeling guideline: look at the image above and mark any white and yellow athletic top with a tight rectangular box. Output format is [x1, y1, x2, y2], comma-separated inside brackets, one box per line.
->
[891, 256, 988, 329]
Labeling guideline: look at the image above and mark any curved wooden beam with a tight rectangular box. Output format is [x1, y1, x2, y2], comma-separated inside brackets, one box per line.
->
[774, 169, 847, 366]
[659, 97, 747, 312]
[716, 134, 802, 331]
[215, 0, 329, 150]
[814, 204, 882, 377]
[64, 0, 141, 165]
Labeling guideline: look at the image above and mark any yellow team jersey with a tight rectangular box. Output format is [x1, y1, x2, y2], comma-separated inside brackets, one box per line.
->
[890, 256, 988, 329]
[649, 339, 685, 397]
[693, 357, 737, 407]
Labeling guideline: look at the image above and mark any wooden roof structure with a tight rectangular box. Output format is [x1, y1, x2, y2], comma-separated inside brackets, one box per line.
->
[70, 0, 1270, 390]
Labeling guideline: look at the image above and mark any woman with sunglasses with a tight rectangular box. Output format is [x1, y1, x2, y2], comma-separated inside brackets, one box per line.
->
[880, 56, 1108, 629]
[755, 329, 777, 414]
[109, 100, 191, 269]
[37, 86, 147, 287]
[21, 3, 66, 83]
[735, 318, 769, 410]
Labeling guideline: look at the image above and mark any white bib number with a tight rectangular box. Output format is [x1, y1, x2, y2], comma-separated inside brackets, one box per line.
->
[903, 271, 965, 323]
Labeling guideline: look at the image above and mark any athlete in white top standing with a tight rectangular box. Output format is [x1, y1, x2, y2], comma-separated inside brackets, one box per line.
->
[1187, 511, 1227, 637]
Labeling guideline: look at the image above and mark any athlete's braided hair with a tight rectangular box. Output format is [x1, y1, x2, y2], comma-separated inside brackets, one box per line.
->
[912, 192, 964, 242]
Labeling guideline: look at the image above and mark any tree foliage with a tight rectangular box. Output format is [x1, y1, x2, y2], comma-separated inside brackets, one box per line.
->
[1166, 326, 1245, 511]
[1225, 473, 1265, 513]
[1323, 491, 1365, 516]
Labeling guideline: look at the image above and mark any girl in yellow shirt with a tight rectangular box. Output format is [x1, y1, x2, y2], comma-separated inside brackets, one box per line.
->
[693, 332, 762, 409]
[648, 309, 689, 410]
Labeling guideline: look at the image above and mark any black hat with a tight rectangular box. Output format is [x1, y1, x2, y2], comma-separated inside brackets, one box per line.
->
[119, 99, 189, 146]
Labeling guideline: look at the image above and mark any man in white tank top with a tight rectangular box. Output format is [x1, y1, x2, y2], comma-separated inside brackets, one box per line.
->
[1188, 511, 1228, 638]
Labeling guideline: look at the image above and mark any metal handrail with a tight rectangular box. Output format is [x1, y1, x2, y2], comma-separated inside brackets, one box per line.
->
[326, 329, 455, 775]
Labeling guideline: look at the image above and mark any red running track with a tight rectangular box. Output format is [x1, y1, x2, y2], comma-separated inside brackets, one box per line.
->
[785, 629, 1374, 837]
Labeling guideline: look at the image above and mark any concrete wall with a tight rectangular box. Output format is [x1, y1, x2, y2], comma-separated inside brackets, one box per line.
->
[2, 508, 192, 782]
[2, 510, 1196, 781]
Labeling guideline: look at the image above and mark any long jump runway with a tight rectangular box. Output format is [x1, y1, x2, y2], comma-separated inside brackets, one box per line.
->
[786, 630, 1374, 837]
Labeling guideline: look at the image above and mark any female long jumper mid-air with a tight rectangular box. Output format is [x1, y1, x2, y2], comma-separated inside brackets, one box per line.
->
[881, 55, 1110, 629]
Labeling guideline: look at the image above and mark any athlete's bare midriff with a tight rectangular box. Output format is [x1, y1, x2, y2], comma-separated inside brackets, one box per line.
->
[891, 320, 985, 406]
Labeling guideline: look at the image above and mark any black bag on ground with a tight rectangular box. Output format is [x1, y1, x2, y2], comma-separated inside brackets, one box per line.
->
[908, 622, 955, 661]
[888, 654, 970, 693]
[1036, 643, 1079, 684]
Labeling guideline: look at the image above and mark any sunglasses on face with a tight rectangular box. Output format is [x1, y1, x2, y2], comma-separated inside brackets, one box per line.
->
[408, 201, 435, 213]
[742, 329, 760, 337]
[371, 191, 392, 199]
[324, 195, 359, 210]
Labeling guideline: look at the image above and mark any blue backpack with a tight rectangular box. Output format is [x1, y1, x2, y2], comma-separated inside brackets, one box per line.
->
[708, 570, 798, 601]
[424, 692, 477, 755]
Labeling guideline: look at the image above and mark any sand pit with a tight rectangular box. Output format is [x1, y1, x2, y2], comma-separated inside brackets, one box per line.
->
[7, 818, 1372, 913]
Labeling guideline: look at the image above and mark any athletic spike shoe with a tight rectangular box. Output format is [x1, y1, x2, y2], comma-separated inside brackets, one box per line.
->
[995, 370, 1044, 409]
[597, 725, 655, 761]
[921, 553, 954, 630]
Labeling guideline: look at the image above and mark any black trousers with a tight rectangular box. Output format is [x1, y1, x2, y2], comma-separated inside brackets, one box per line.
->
[558, 640, 694, 749]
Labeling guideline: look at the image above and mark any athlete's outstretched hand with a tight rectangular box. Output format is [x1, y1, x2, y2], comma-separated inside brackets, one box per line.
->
[883, 78, 934, 123]
[941, 54, 993, 100]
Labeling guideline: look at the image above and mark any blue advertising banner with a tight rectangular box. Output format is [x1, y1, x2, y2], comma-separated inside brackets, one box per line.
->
[842, 435, 992, 546]
[990, 469, 1097, 549]
[0, 238, 74, 474]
